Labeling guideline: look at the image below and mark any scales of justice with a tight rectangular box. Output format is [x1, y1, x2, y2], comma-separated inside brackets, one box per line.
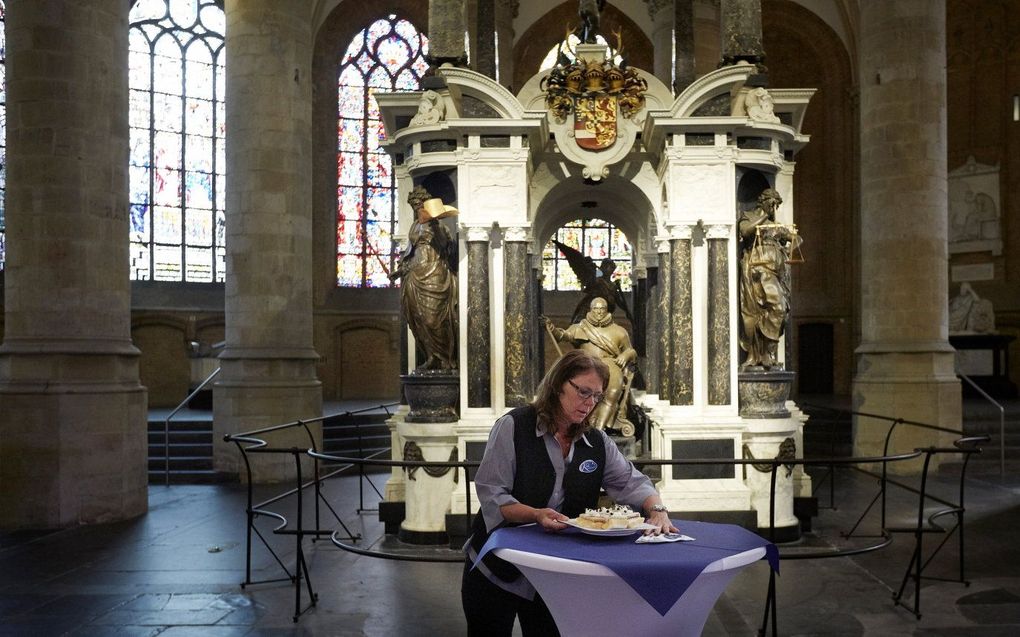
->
[371, 14, 815, 547]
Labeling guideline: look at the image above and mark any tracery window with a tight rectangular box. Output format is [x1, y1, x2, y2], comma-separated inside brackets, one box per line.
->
[128, 0, 225, 282]
[336, 15, 429, 287]
[543, 218, 632, 291]
[0, 1, 6, 272]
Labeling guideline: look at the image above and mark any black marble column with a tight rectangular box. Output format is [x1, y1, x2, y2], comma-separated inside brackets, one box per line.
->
[466, 227, 491, 407]
[675, 0, 696, 92]
[428, 0, 468, 66]
[707, 228, 731, 405]
[670, 233, 693, 405]
[503, 230, 529, 407]
[475, 0, 496, 79]
[644, 267, 660, 394]
[720, 0, 764, 67]
[657, 243, 673, 401]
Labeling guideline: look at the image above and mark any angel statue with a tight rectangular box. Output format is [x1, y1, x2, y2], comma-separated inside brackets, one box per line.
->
[553, 240, 634, 329]
[390, 186, 459, 372]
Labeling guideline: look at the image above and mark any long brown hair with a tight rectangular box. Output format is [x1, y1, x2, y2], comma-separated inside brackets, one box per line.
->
[532, 349, 610, 437]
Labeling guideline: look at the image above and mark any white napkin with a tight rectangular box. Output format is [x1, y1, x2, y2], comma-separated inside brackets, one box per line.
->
[635, 532, 695, 544]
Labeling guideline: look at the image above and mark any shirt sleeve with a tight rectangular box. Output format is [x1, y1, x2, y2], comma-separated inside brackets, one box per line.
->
[598, 429, 657, 511]
[473, 414, 519, 532]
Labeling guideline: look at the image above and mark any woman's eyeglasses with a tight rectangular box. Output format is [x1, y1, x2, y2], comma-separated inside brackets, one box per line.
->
[568, 379, 603, 404]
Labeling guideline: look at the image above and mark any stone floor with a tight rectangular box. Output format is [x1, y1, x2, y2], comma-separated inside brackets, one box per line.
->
[4, 391, 1020, 637]
[2, 463, 1019, 636]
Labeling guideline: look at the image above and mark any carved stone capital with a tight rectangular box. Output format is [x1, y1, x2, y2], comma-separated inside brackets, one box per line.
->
[706, 224, 731, 240]
[672, 225, 693, 240]
[502, 226, 529, 242]
[464, 225, 491, 242]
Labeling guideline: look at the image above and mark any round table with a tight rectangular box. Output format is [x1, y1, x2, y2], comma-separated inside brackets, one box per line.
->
[494, 545, 765, 637]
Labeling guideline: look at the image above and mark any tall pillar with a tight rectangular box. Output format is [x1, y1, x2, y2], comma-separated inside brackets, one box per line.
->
[647, 0, 673, 90]
[503, 227, 529, 407]
[706, 224, 731, 405]
[669, 229, 694, 405]
[720, 0, 764, 67]
[465, 226, 492, 407]
[474, 0, 496, 79]
[214, 0, 321, 481]
[429, 0, 468, 66]
[674, 0, 696, 92]
[853, 0, 959, 464]
[0, 0, 147, 528]
[644, 267, 660, 394]
[495, 0, 518, 87]
[656, 240, 674, 401]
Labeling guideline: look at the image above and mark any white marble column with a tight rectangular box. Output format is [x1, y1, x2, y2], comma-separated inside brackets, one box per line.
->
[852, 0, 959, 467]
[0, 0, 147, 528]
[214, 0, 322, 482]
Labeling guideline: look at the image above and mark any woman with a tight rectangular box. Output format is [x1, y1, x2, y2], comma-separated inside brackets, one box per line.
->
[462, 350, 677, 636]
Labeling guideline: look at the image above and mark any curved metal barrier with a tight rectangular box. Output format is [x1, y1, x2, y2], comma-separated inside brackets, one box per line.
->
[225, 403, 991, 633]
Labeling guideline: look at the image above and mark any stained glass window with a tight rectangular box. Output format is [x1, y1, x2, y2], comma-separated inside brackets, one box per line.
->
[542, 218, 632, 292]
[539, 33, 622, 71]
[337, 15, 429, 287]
[129, 0, 225, 282]
[0, 1, 6, 272]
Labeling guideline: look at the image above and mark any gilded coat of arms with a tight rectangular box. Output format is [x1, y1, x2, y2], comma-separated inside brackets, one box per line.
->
[541, 48, 647, 153]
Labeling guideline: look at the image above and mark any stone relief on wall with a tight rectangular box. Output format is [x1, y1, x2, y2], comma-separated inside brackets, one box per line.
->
[949, 282, 995, 334]
[948, 155, 1001, 255]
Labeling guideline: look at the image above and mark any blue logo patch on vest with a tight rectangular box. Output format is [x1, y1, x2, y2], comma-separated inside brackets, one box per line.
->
[579, 459, 598, 474]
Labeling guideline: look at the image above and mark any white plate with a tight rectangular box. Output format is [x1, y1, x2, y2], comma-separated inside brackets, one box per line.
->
[562, 519, 656, 536]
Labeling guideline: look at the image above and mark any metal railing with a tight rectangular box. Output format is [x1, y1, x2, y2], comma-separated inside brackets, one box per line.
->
[162, 366, 220, 486]
[958, 372, 1006, 476]
[223, 403, 988, 633]
[222, 402, 397, 622]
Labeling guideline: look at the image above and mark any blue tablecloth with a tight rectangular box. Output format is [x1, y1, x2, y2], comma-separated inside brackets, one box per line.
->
[475, 519, 779, 616]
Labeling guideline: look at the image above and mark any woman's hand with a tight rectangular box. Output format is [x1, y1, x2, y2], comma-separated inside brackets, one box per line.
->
[534, 507, 569, 532]
[645, 510, 679, 536]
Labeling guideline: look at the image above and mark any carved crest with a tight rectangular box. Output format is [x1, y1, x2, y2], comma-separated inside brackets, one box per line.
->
[540, 52, 647, 153]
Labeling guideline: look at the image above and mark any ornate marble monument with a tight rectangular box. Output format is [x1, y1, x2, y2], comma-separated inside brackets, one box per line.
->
[374, 22, 815, 543]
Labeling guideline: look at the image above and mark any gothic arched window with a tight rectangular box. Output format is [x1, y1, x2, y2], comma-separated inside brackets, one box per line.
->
[543, 218, 632, 291]
[336, 15, 429, 287]
[0, 1, 6, 272]
[128, 0, 225, 282]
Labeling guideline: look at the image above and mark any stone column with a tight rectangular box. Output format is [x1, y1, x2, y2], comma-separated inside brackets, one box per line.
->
[465, 226, 491, 408]
[429, 0, 468, 66]
[720, 0, 764, 67]
[669, 229, 694, 405]
[644, 266, 660, 394]
[474, 0, 496, 79]
[214, 0, 322, 482]
[503, 227, 529, 407]
[853, 0, 959, 465]
[647, 0, 673, 90]
[657, 240, 674, 401]
[706, 224, 731, 405]
[0, 0, 147, 529]
[674, 0, 696, 93]
[495, 0, 518, 87]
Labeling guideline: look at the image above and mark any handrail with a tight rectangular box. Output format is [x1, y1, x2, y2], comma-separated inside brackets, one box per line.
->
[958, 372, 1006, 477]
[163, 366, 221, 486]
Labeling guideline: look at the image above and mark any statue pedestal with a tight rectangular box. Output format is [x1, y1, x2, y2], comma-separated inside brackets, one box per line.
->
[396, 420, 459, 545]
[739, 370, 801, 541]
[738, 369, 794, 418]
[402, 371, 459, 422]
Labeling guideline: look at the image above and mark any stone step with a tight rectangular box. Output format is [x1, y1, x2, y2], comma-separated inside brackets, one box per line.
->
[147, 442, 213, 457]
[147, 469, 228, 484]
[148, 456, 212, 471]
